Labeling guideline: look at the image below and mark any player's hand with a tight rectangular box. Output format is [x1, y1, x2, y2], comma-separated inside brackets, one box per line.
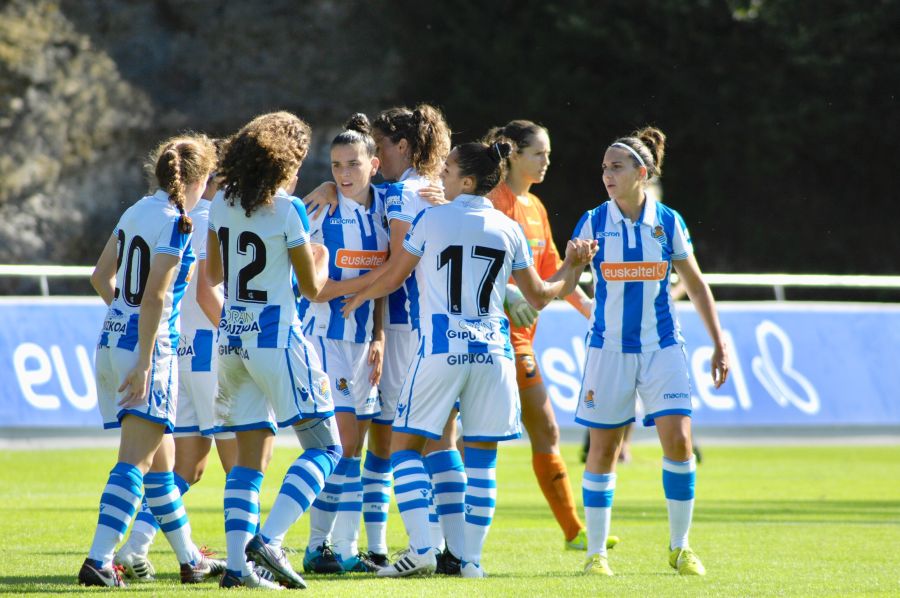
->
[341, 294, 364, 319]
[368, 335, 384, 385]
[118, 365, 151, 408]
[565, 239, 598, 268]
[711, 342, 729, 388]
[304, 181, 339, 217]
[418, 184, 448, 206]
[504, 283, 539, 327]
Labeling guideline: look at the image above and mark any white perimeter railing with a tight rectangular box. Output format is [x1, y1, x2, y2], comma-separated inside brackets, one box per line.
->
[2, 264, 900, 300]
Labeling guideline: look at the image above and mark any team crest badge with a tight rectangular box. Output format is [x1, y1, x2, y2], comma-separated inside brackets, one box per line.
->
[337, 378, 350, 396]
[652, 225, 668, 247]
[584, 390, 595, 409]
[318, 378, 330, 399]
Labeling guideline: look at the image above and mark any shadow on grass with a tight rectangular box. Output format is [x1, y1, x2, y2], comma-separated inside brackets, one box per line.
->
[502, 499, 900, 525]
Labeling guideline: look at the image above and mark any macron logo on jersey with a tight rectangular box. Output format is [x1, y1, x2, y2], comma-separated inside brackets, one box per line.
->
[335, 249, 388, 269]
[600, 261, 668, 282]
[328, 218, 358, 225]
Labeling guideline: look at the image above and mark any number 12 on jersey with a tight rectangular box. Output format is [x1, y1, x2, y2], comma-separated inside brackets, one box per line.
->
[437, 244, 505, 316]
[218, 227, 268, 303]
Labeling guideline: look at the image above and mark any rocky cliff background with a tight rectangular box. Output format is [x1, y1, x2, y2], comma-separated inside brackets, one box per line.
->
[0, 0, 396, 274]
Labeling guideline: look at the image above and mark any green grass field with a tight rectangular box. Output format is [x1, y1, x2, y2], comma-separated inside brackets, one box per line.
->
[1, 443, 898, 596]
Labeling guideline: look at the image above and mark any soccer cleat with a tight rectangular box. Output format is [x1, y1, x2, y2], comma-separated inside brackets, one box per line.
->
[565, 529, 620, 551]
[460, 562, 486, 578]
[180, 553, 228, 584]
[220, 570, 284, 590]
[340, 552, 380, 573]
[244, 534, 306, 589]
[113, 549, 156, 581]
[435, 547, 461, 575]
[78, 558, 126, 587]
[366, 551, 389, 568]
[583, 553, 613, 576]
[669, 547, 706, 576]
[376, 548, 436, 577]
[303, 542, 343, 574]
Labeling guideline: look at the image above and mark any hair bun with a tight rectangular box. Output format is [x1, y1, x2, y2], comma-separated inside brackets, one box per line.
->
[344, 113, 370, 135]
[489, 142, 512, 163]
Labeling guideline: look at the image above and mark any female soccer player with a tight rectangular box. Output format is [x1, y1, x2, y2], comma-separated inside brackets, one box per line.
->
[342, 141, 597, 578]
[81, 134, 223, 587]
[305, 104, 456, 570]
[572, 127, 728, 577]
[298, 114, 389, 573]
[484, 120, 618, 552]
[206, 112, 341, 590]
[114, 142, 237, 583]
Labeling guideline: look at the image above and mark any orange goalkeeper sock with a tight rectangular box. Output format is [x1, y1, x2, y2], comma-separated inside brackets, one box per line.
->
[532, 452, 584, 541]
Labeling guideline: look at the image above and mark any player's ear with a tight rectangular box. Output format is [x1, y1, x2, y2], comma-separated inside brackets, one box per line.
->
[370, 156, 380, 177]
[462, 175, 476, 193]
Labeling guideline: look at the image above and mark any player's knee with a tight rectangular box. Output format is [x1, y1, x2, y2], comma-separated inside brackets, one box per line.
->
[294, 416, 343, 459]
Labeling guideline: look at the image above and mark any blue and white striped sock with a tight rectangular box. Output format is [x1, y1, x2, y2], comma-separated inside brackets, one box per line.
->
[427, 486, 444, 552]
[583, 471, 616, 557]
[123, 472, 189, 557]
[425, 449, 466, 558]
[462, 447, 497, 567]
[263, 447, 339, 549]
[87, 462, 143, 568]
[144, 471, 199, 565]
[125, 497, 159, 556]
[332, 457, 363, 560]
[662, 456, 696, 550]
[362, 451, 392, 555]
[224, 466, 263, 578]
[306, 455, 346, 549]
[392, 450, 432, 555]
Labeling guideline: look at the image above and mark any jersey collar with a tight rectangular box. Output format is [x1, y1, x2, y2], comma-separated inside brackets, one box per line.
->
[454, 193, 492, 209]
[152, 189, 170, 202]
[398, 167, 415, 182]
[608, 195, 658, 227]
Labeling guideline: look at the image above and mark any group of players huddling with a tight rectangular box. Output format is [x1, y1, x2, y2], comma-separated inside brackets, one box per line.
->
[78, 103, 729, 589]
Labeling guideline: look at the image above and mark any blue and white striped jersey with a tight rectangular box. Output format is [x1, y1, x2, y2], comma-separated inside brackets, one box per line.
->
[298, 187, 390, 343]
[402, 194, 533, 357]
[572, 197, 693, 353]
[180, 197, 214, 334]
[208, 189, 311, 349]
[383, 167, 439, 331]
[98, 190, 194, 353]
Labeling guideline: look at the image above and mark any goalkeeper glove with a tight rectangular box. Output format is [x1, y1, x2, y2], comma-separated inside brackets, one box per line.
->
[504, 283, 539, 328]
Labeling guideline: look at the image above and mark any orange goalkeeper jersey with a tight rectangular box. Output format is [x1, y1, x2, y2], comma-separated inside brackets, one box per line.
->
[489, 182, 569, 353]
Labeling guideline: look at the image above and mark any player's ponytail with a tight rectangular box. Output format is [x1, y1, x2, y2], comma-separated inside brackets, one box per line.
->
[610, 126, 665, 181]
[455, 141, 512, 196]
[373, 103, 451, 180]
[149, 134, 217, 231]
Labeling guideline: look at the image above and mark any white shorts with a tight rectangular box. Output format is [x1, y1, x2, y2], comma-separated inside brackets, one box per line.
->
[95, 343, 178, 432]
[375, 328, 418, 424]
[311, 336, 380, 419]
[393, 352, 521, 442]
[575, 344, 693, 428]
[174, 329, 234, 439]
[216, 328, 334, 434]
